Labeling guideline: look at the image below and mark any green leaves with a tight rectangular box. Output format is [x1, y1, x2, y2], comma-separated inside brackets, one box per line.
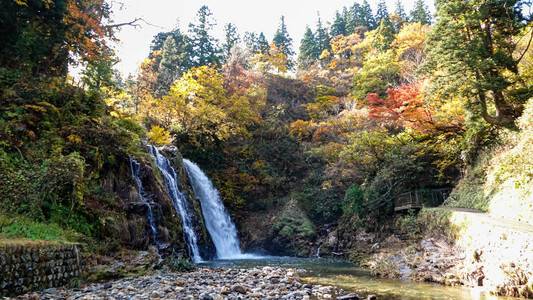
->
[424, 0, 529, 126]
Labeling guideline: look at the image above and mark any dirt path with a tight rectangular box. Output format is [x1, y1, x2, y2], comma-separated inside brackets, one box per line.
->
[436, 206, 533, 233]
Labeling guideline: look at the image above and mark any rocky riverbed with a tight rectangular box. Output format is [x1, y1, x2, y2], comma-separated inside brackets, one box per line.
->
[6, 267, 376, 300]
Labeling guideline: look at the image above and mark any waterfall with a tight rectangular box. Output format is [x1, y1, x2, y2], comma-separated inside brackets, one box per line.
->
[183, 159, 243, 259]
[149, 146, 203, 263]
[129, 157, 160, 248]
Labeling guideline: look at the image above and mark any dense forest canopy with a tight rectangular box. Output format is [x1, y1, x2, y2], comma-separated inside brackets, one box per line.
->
[0, 0, 532, 249]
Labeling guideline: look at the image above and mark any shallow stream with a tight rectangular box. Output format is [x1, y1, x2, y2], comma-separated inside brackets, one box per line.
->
[201, 257, 515, 300]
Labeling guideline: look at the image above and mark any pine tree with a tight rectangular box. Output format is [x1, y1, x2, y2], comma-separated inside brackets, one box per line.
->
[150, 29, 192, 95]
[346, 3, 361, 34]
[315, 14, 330, 55]
[188, 5, 221, 67]
[257, 32, 270, 54]
[394, 0, 407, 20]
[273, 16, 294, 57]
[423, 0, 529, 126]
[357, 0, 376, 30]
[244, 31, 269, 54]
[222, 23, 240, 61]
[157, 36, 180, 92]
[373, 17, 395, 52]
[331, 11, 347, 36]
[375, 0, 390, 23]
[297, 26, 318, 69]
[273, 15, 295, 68]
[409, 0, 432, 25]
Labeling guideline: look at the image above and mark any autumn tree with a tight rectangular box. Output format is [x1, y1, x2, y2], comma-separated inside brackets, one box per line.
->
[392, 22, 431, 82]
[1, 0, 114, 77]
[253, 43, 289, 75]
[424, 0, 531, 127]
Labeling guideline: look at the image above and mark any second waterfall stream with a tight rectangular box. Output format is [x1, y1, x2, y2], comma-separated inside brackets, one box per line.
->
[183, 159, 244, 259]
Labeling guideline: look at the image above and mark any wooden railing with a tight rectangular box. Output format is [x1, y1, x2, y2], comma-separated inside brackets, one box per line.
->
[393, 188, 451, 212]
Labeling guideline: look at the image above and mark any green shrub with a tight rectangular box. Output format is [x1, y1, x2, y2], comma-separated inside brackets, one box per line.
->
[343, 183, 365, 217]
[161, 256, 196, 272]
[395, 210, 422, 236]
[0, 213, 81, 242]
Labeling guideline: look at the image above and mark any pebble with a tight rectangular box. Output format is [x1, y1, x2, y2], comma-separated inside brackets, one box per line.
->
[8, 267, 379, 300]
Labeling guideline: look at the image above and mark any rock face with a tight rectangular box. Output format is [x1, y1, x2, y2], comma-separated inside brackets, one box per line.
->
[159, 146, 216, 260]
[97, 150, 186, 255]
[94, 145, 216, 260]
[363, 211, 533, 298]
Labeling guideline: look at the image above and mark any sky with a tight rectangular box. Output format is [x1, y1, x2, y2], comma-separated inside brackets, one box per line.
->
[110, 0, 435, 76]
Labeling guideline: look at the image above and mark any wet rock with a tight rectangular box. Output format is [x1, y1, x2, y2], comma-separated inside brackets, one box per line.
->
[231, 283, 248, 294]
[337, 293, 360, 300]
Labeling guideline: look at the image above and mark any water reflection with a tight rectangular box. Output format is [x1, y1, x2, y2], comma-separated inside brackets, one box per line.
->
[201, 257, 515, 300]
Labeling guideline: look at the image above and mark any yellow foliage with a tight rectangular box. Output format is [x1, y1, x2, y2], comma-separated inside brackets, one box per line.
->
[67, 134, 82, 144]
[252, 43, 289, 75]
[147, 125, 173, 146]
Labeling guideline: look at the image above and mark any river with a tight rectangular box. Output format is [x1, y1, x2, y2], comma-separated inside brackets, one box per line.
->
[201, 257, 516, 300]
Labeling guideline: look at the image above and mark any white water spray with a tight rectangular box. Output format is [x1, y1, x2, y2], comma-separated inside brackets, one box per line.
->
[183, 159, 246, 259]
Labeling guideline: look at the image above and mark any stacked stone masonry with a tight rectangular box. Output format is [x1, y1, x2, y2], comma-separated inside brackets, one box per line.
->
[0, 243, 86, 296]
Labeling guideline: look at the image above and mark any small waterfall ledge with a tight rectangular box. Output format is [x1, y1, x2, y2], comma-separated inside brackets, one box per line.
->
[129, 157, 160, 249]
[149, 146, 204, 263]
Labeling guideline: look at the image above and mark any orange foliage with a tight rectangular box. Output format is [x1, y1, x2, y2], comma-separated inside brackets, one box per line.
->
[63, 0, 112, 62]
[289, 120, 316, 141]
[368, 80, 433, 131]
[368, 80, 464, 133]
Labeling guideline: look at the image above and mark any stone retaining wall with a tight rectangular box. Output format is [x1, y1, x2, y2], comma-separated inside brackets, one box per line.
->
[0, 242, 86, 296]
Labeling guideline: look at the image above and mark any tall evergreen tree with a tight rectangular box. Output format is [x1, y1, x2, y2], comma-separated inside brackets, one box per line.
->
[222, 23, 240, 61]
[358, 0, 376, 30]
[346, 3, 361, 34]
[394, 0, 407, 20]
[423, 0, 530, 126]
[157, 36, 181, 95]
[257, 32, 270, 54]
[244, 31, 269, 54]
[409, 0, 432, 24]
[373, 17, 395, 52]
[297, 26, 318, 69]
[331, 11, 347, 36]
[375, 0, 390, 23]
[315, 14, 331, 55]
[188, 5, 221, 67]
[273, 16, 295, 57]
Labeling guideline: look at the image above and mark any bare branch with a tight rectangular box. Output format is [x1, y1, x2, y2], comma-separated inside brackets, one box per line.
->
[105, 18, 165, 30]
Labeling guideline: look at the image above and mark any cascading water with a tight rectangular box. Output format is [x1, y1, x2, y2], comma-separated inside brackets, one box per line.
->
[129, 157, 159, 248]
[183, 159, 244, 259]
[149, 146, 203, 263]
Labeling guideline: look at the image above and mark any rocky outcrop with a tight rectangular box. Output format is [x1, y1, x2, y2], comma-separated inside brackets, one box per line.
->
[362, 210, 533, 298]
[92, 145, 216, 260]
[159, 146, 216, 259]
